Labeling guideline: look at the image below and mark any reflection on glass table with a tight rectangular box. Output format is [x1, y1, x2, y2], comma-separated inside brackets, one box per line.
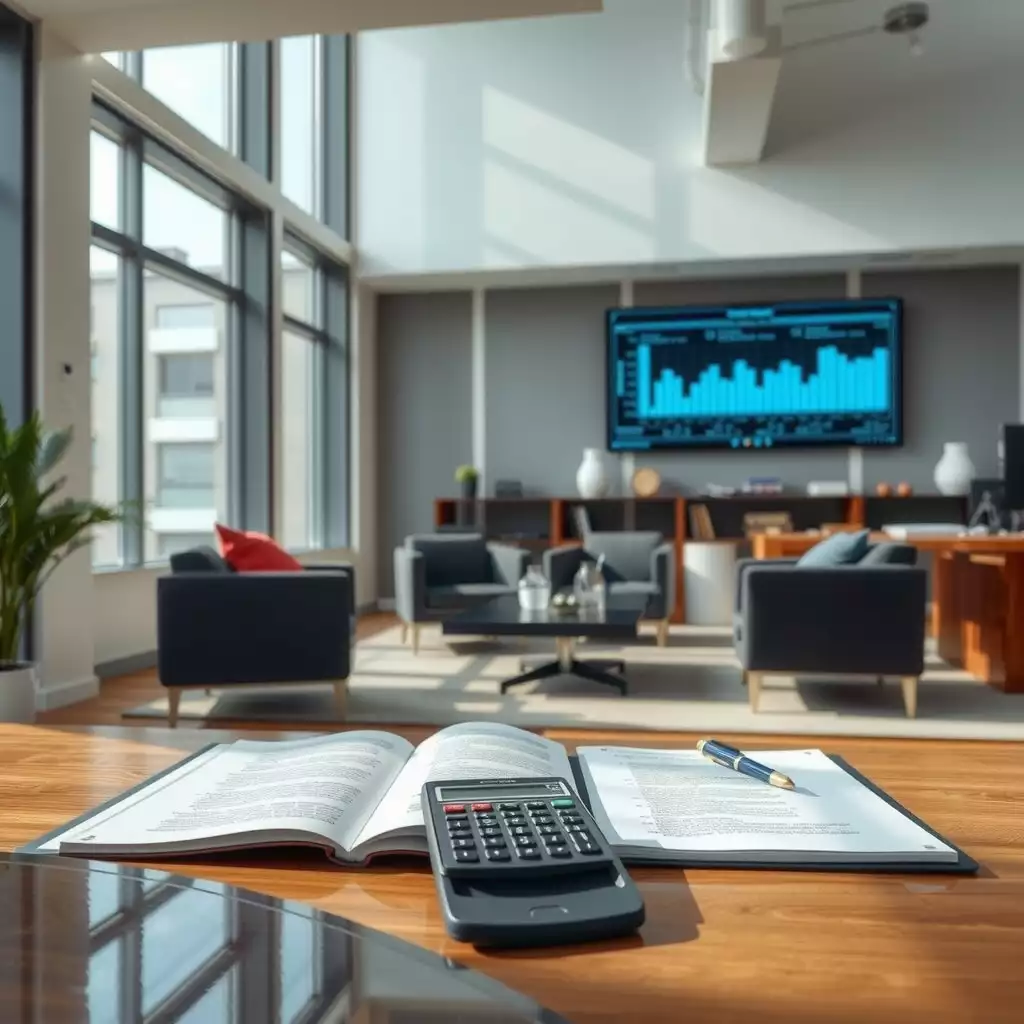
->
[2, 855, 564, 1024]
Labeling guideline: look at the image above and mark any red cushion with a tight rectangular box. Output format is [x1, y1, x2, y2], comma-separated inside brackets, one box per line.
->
[215, 524, 303, 573]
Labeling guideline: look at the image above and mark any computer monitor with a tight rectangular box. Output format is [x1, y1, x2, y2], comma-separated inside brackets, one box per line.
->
[1002, 424, 1024, 510]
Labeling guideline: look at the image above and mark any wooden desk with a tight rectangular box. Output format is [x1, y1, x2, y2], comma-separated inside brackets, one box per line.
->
[3, 724, 1023, 1023]
[752, 532, 1024, 693]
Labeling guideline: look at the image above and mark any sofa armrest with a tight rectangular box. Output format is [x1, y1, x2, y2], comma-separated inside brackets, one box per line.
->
[304, 564, 356, 644]
[488, 542, 530, 586]
[650, 542, 677, 619]
[393, 546, 426, 623]
[734, 557, 799, 610]
[157, 572, 352, 687]
[543, 544, 585, 591]
[738, 565, 926, 675]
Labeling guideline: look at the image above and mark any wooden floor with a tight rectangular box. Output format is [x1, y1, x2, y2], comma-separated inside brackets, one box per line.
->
[36, 611, 399, 731]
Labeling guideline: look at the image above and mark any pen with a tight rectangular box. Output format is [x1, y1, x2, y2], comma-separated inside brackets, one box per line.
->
[696, 739, 795, 790]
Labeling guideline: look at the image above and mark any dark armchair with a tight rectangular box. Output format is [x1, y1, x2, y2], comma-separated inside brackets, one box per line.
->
[394, 534, 529, 652]
[734, 544, 926, 717]
[157, 547, 355, 727]
[544, 531, 676, 646]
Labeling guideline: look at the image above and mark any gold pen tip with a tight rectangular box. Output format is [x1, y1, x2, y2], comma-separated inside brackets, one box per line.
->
[771, 772, 796, 790]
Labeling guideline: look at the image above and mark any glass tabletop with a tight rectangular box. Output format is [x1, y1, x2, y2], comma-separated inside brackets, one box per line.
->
[0, 854, 566, 1024]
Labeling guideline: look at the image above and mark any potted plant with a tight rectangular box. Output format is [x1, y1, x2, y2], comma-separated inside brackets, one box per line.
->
[454, 465, 479, 502]
[0, 407, 122, 723]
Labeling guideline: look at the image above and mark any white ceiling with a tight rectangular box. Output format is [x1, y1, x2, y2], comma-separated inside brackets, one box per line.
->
[21, 0, 602, 52]
[767, 0, 1024, 147]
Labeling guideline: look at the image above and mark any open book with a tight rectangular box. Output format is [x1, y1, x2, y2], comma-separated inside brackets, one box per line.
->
[43, 729, 963, 870]
[48, 723, 574, 864]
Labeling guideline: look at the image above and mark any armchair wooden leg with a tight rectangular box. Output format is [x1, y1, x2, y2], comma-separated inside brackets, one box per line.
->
[741, 670, 748, 687]
[900, 676, 918, 718]
[411, 625, 421, 655]
[167, 687, 182, 729]
[400, 622, 408, 644]
[333, 679, 349, 721]
[748, 672, 763, 712]
[656, 619, 670, 647]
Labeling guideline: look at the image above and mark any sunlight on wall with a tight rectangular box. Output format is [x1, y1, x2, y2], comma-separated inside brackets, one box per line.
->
[482, 86, 656, 220]
[686, 168, 884, 259]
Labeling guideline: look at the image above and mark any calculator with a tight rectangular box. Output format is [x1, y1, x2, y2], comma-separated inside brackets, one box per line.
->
[422, 777, 645, 947]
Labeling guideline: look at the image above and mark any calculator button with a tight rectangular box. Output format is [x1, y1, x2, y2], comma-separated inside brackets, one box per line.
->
[569, 831, 598, 851]
[450, 838, 476, 850]
[446, 814, 469, 824]
[475, 816, 499, 828]
[485, 847, 511, 862]
[482, 837, 506, 848]
[531, 813, 553, 824]
[537, 825, 559, 836]
[479, 827, 503, 838]
[559, 812, 583, 823]
[565, 824, 588, 833]
[497, 803, 521, 811]
[509, 826, 533, 836]
[443, 804, 466, 815]
[514, 835, 537, 847]
[547, 846, 573, 858]
[525, 802, 546, 810]
[550, 799, 575, 809]
[543, 835, 567, 848]
[447, 825, 471, 836]
[454, 849, 479, 862]
[472, 803, 493, 812]
[516, 847, 541, 860]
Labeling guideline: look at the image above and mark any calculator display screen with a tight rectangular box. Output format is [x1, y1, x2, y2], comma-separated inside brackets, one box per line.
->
[436, 781, 569, 801]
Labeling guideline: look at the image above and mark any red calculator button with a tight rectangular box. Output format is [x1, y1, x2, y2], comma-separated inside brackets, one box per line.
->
[472, 802, 493, 812]
[443, 804, 466, 814]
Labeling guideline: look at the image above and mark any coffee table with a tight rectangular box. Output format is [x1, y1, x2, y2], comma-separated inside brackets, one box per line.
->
[442, 594, 647, 694]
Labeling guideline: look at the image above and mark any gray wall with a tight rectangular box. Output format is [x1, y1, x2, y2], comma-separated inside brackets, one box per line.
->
[377, 292, 473, 596]
[485, 285, 619, 494]
[861, 267, 1019, 489]
[632, 274, 849, 492]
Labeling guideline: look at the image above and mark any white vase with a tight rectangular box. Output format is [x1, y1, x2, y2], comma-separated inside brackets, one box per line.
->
[576, 448, 609, 499]
[933, 442, 975, 496]
[0, 663, 37, 723]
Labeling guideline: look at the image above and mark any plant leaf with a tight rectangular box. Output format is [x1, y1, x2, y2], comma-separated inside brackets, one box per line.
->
[37, 428, 72, 478]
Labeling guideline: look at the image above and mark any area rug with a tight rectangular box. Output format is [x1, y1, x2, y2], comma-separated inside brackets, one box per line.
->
[122, 623, 1024, 740]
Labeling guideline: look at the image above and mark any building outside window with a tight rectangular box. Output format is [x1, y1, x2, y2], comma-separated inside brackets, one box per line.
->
[157, 353, 215, 417]
[155, 304, 216, 329]
[157, 444, 216, 509]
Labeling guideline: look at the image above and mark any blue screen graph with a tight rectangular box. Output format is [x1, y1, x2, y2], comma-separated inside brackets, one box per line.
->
[607, 299, 902, 451]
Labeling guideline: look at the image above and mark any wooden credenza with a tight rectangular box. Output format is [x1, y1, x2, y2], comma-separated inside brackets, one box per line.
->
[753, 532, 1024, 693]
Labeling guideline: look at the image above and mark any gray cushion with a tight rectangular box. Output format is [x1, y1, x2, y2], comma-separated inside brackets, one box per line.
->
[426, 582, 516, 610]
[859, 542, 918, 566]
[170, 546, 232, 574]
[407, 535, 491, 587]
[608, 581, 660, 597]
[796, 529, 869, 567]
[586, 532, 662, 582]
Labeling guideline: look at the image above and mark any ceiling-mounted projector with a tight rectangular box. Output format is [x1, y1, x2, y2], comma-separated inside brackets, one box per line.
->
[717, 0, 768, 60]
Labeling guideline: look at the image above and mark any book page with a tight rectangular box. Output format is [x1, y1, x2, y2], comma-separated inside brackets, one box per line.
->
[355, 723, 574, 847]
[577, 747, 956, 861]
[57, 732, 414, 856]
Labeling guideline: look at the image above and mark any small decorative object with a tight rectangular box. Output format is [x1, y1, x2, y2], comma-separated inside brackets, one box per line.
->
[897, 481, 913, 497]
[576, 448, 609, 499]
[518, 565, 551, 612]
[934, 442, 975, 497]
[454, 465, 478, 501]
[876, 482, 892, 497]
[571, 505, 592, 540]
[573, 556, 606, 612]
[631, 467, 661, 498]
[743, 512, 793, 537]
[551, 591, 578, 614]
[494, 479, 523, 498]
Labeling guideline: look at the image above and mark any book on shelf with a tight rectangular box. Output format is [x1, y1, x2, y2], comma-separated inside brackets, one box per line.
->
[29, 724, 973, 872]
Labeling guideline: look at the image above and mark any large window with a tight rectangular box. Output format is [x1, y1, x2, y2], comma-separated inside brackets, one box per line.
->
[157, 444, 216, 509]
[157, 353, 215, 417]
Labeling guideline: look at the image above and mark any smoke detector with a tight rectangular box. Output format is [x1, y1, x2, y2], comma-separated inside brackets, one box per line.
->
[883, 3, 930, 36]
[782, 0, 931, 58]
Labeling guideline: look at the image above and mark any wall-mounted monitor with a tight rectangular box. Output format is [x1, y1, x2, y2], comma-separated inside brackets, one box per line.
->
[606, 298, 903, 452]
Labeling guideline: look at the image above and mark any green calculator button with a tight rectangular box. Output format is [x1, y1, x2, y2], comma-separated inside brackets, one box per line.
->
[550, 799, 575, 808]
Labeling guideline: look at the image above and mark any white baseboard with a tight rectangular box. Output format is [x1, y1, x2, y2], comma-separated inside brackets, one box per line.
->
[36, 674, 100, 710]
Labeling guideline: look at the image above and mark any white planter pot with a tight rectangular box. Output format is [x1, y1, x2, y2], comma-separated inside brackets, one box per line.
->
[0, 663, 37, 723]
[576, 448, 609, 499]
[933, 442, 975, 496]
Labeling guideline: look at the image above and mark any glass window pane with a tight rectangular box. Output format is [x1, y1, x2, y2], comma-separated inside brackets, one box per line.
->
[157, 532, 217, 558]
[88, 939, 120, 1024]
[282, 248, 316, 324]
[143, 163, 228, 279]
[281, 330, 323, 550]
[280, 907, 318, 1023]
[91, 246, 123, 567]
[156, 303, 216, 329]
[143, 272, 228, 563]
[142, 43, 234, 152]
[141, 890, 229, 1013]
[280, 35, 320, 216]
[88, 869, 122, 927]
[178, 971, 235, 1023]
[90, 131, 120, 231]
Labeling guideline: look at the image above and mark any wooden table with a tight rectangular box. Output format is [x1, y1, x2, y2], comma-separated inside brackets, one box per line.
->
[3, 724, 1024, 1023]
[752, 531, 1024, 693]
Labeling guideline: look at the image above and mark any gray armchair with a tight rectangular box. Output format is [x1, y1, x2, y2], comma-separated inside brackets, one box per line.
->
[157, 547, 355, 727]
[544, 531, 676, 646]
[734, 544, 926, 717]
[394, 534, 529, 652]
